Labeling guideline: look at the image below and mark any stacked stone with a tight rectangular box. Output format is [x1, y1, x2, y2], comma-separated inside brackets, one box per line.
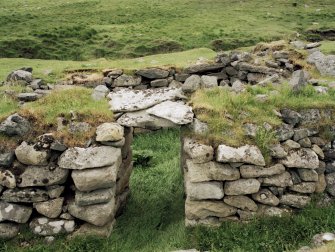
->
[0, 122, 133, 239]
[183, 108, 335, 226]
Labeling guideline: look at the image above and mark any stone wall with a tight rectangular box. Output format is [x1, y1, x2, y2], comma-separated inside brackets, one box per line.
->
[182, 108, 335, 226]
[0, 122, 133, 239]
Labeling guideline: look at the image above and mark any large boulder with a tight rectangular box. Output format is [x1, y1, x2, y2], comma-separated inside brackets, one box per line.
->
[280, 148, 319, 169]
[185, 199, 236, 219]
[0, 114, 31, 137]
[0, 201, 32, 223]
[216, 144, 265, 166]
[30, 217, 75, 236]
[136, 68, 169, 79]
[15, 142, 49, 166]
[224, 179, 261, 195]
[108, 87, 185, 112]
[146, 101, 194, 125]
[18, 165, 69, 187]
[58, 146, 121, 170]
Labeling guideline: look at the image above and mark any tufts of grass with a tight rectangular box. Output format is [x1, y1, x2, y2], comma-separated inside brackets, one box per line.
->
[190, 84, 335, 147]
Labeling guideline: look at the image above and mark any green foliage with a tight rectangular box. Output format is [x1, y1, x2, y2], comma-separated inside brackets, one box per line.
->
[0, 0, 334, 60]
[133, 149, 154, 168]
[255, 127, 277, 164]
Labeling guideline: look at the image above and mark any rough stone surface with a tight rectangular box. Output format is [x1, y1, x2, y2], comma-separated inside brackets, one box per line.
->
[58, 146, 121, 170]
[186, 181, 224, 200]
[70, 220, 115, 238]
[280, 194, 311, 208]
[325, 173, 335, 196]
[185, 199, 237, 219]
[308, 51, 335, 77]
[34, 198, 64, 218]
[182, 75, 201, 93]
[0, 201, 32, 223]
[269, 144, 288, 158]
[262, 172, 293, 187]
[252, 189, 279, 206]
[240, 164, 285, 178]
[280, 109, 302, 126]
[186, 160, 240, 182]
[1, 188, 49, 203]
[315, 173, 327, 193]
[188, 118, 209, 134]
[224, 179, 261, 195]
[92, 85, 109, 101]
[200, 75, 218, 88]
[146, 101, 194, 125]
[281, 148, 319, 169]
[223, 195, 258, 211]
[289, 182, 316, 194]
[136, 68, 169, 79]
[297, 169, 318, 182]
[216, 144, 265, 166]
[290, 70, 308, 92]
[15, 142, 49, 166]
[183, 138, 214, 163]
[0, 170, 16, 188]
[75, 188, 114, 206]
[96, 123, 124, 142]
[0, 114, 31, 137]
[0, 152, 15, 167]
[18, 165, 69, 187]
[108, 87, 185, 112]
[113, 74, 141, 87]
[29, 217, 75, 236]
[68, 199, 115, 226]
[0, 223, 19, 240]
[7, 70, 32, 83]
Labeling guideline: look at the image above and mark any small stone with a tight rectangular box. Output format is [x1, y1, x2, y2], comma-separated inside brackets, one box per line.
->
[276, 124, 294, 142]
[315, 173, 327, 193]
[224, 179, 261, 195]
[182, 75, 201, 93]
[136, 68, 169, 79]
[1, 188, 49, 203]
[298, 138, 312, 148]
[280, 109, 302, 126]
[75, 188, 114, 206]
[269, 144, 288, 158]
[231, 80, 246, 93]
[252, 189, 279, 206]
[183, 138, 214, 163]
[91, 85, 109, 101]
[17, 93, 38, 102]
[96, 123, 124, 142]
[113, 74, 141, 87]
[282, 140, 301, 150]
[186, 180, 224, 200]
[280, 194, 311, 208]
[240, 164, 285, 178]
[297, 169, 318, 182]
[34, 198, 64, 218]
[188, 118, 209, 134]
[46, 185, 65, 199]
[293, 129, 309, 141]
[0, 170, 16, 188]
[0, 152, 15, 167]
[150, 79, 169, 87]
[326, 173, 335, 196]
[312, 144, 324, 159]
[0, 114, 31, 137]
[0, 223, 19, 240]
[262, 172, 293, 187]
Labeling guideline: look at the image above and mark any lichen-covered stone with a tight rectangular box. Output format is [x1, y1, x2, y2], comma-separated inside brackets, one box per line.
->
[0, 170, 16, 188]
[297, 169, 318, 182]
[1, 188, 49, 203]
[240, 164, 285, 178]
[261, 172, 293, 187]
[15, 142, 49, 166]
[0, 223, 19, 240]
[183, 138, 214, 163]
[223, 195, 258, 211]
[280, 148, 319, 169]
[280, 194, 311, 208]
[30, 217, 75, 236]
[0, 201, 32, 223]
[224, 179, 261, 195]
[289, 182, 316, 194]
[252, 189, 280, 206]
[185, 180, 224, 200]
[34, 198, 64, 218]
[75, 188, 114, 206]
[325, 172, 335, 196]
[96, 123, 124, 142]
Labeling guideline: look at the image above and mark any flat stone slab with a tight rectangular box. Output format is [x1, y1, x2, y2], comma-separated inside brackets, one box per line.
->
[186, 181, 224, 200]
[280, 148, 319, 169]
[58, 146, 121, 170]
[108, 87, 186, 112]
[146, 101, 194, 125]
[1, 188, 49, 203]
[224, 179, 261, 195]
[0, 201, 32, 223]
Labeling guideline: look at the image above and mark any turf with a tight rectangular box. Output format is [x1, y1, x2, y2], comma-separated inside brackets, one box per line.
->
[0, 0, 334, 60]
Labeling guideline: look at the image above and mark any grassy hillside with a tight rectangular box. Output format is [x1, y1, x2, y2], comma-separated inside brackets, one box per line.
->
[0, 0, 334, 60]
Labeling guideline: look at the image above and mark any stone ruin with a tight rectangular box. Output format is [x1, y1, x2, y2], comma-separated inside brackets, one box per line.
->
[1, 40, 335, 240]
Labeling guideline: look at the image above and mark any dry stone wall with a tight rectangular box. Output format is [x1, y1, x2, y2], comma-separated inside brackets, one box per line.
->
[182, 109, 335, 226]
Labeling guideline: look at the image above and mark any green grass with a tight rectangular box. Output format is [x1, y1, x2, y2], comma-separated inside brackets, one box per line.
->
[0, 48, 216, 82]
[190, 84, 335, 147]
[2, 129, 335, 252]
[0, 0, 334, 60]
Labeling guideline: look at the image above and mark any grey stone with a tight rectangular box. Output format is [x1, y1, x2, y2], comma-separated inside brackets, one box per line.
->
[46, 185, 64, 199]
[0, 114, 31, 136]
[92, 85, 109, 101]
[243, 123, 258, 137]
[58, 146, 121, 170]
[175, 73, 190, 82]
[289, 182, 316, 193]
[276, 123, 294, 142]
[0, 169, 16, 188]
[282, 140, 301, 150]
[146, 101, 194, 125]
[315, 173, 327, 193]
[15, 142, 49, 166]
[0, 223, 19, 240]
[261, 172, 293, 187]
[299, 109, 324, 126]
[68, 199, 115, 226]
[312, 144, 324, 159]
[200, 75, 218, 88]
[280, 148, 319, 169]
[136, 68, 169, 79]
[169, 80, 182, 88]
[50, 141, 67, 152]
[101, 138, 125, 147]
[225, 66, 238, 76]
[113, 74, 141, 87]
[290, 70, 309, 92]
[280, 109, 302, 126]
[34, 198, 64, 218]
[7, 70, 33, 83]
[240, 164, 285, 178]
[216, 144, 265, 166]
[70, 219, 115, 238]
[96, 123, 124, 142]
[183, 138, 214, 163]
[1, 188, 49, 203]
[231, 80, 246, 93]
[182, 75, 201, 93]
[185, 199, 236, 219]
[108, 87, 185, 112]
[325, 172, 335, 196]
[0, 152, 15, 167]
[68, 122, 91, 134]
[237, 62, 279, 74]
[269, 144, 288, 158]
[224, 179, 261, 195]
[298, 169, 318, 182]
[298, 138, 312, 148]
[252, 189, 279, 206]
[150, 79, 169, 87]
[247, 73, 264, 84]
[290, 41, 306, 49]
[289, 170, 302, 184]
[184, 63, 225, 74]
[188, 118, 209, 134]
[224, 195, 258, 211]
[186, 160, 240, 182]
[30, 217, 75, 236]
[0, 201, 32, 223]
[75, 188, 114, 206]
[280, 194, 311, 208]
[293, 129, 309, 141]
[238, 210, 256, 221]
[17, 93, 38, 102]
[18, 165, 69, 187]
[257, 205, 289, 217]
[186, 180, 224, 200]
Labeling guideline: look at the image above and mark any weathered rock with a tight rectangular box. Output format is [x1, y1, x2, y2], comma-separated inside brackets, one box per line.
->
[252, 189, 279, 206]
[72, 162, 121, 192]
[223, 195, 258, 211]
[175, 73, 190, 82]
[186, 180, 224, 200]
[58, 146, 121, 170]
[30, 217, 75, 236]
[269, 144, 288, 158]
[298, 138, 312, 148]
[307, 51, 335, 77]
[0, 223, 19, 240]
[68, 122, 91, 134]
[18, 165, 69, 187]
[92, 85, 109, 101]
[280, 148, 319, 169]
[257, 205, 289, 217]
[186, 160, 240, 182]
[293, 129, 309, 141]
[299, 109, 328, 126]
[312, 232, 335, 248]
[185, 199, 236, 219]
[280, 109, 302, 126]
[297, 169, 318, 182]
[113, 74, 141, 87]
[117, 110, 176, 129]
[108, 87, 185, 112]
[312, 144, 324, 159]
[146, 101, 194, 125]
[282, 140, 301, 150]
[0, 201, 32, 223]
[34, 198, 64, 218]
[182, 75, 201, 93]
[100, 138, 125, 147]
[150, 79, 169, 87]
[315, 173, 327, 193]
[184, 63, 225, 74]
[261, 172, 293, 187]
[276, 123, 294, 142]
[290, 170, 302, 184]
[0, 169, 16, 188]
[237, 209, 256, 221]
[136, 68, 169, 79]
[15, 142, 49, 166]
[96, 123, 124, 142]
[0, 152, 15, 168]
[68, 199, 115, 226]
[46, 185, 64, 199]
[17, 93, 38, 102]
[231, 80, 246, 93]
[183, 138, 214, 163]
[7, 70, 33, 83]
[240, 164, 285, 178]
[224, 179, 261, 195]
[325, 172, 335, 196]
[1, 188, 49, 203]
[290, 70, 308, 92]
[243, 123, 258, 137]
[216, 144, 265, 166]
[0, 114, 31, 137]
[188, 118, 209, 134]
[237, 62, 279, 74]
[280, 194, 311, 208]
[289, 182, 316, 193]
[70, 219, 115, 238]
[200, 75, 218, 88]
[75, 188, 114, 206]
